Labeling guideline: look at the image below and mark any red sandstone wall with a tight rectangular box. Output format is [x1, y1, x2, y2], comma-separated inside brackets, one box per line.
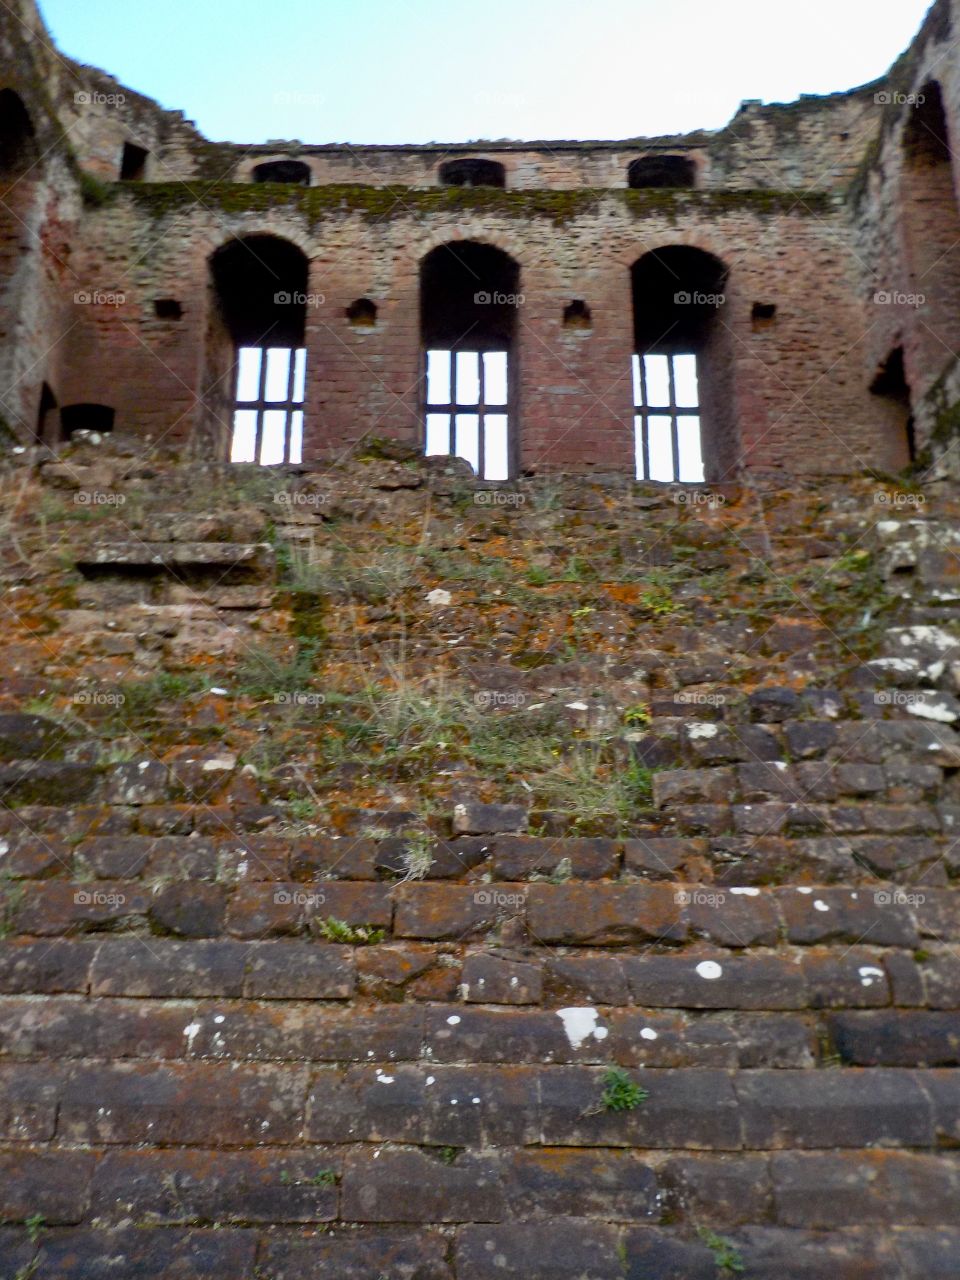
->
[58, 195, 906, 477]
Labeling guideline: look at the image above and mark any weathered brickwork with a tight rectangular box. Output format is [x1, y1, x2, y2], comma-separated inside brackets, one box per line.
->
[0, 437, 959, 1274]
[1, 0, 960, 476]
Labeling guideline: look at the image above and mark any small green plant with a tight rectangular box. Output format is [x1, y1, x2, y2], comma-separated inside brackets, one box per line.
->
[316, 917, 385, 945]
[696, 1227, 744, 1274]
[117, 671, 208, 721]
[437, 1147, 460, 1165]
[24, 1215, 44, 1246]
[286, 796, 320, 824]
[550, 856, 573, 884]
[234, 639, 322, 700]
[623, 703, 651, 727]
[600, 1067, 648, 1112]
[525, 564, 550, 587]
[639, 584, 675, 616]
[281, 1168, 338, 1186]
[398, 831, 434, 882]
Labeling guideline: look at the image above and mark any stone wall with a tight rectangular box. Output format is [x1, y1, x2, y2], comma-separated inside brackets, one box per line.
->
[2, 0, 958, 477]
[0, 437, 959, 1275]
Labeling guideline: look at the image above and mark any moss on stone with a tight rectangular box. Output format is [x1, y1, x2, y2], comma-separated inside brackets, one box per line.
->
[124, 182, 835, 227]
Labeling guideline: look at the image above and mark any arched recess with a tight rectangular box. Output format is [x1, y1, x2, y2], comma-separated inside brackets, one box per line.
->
[206, 235, 309, 465]
[0, 89, 37, 179]
[628, 155, 695, 189]
[0, 90, 43, 439]
[900, 81, 960, 388]
[630, 246, 736, 483]
[438, 158, 506, 189]
[420, 240, 520, 480]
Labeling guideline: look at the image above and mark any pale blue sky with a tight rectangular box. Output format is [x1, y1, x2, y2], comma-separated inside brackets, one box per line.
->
[40, 0, 934, 145]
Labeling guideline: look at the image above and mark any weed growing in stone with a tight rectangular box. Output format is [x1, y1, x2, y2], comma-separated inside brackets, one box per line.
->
[600, 1068, 648, 1112]
[696, 1227, 745, 1274]
[315, 917, 385, 945]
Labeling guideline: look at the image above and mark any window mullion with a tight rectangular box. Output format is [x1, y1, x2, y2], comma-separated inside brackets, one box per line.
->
[284, 346, 297, 465]
[478, 352, 486, 481]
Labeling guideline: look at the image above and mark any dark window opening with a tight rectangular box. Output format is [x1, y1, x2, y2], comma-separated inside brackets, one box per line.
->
[154, 299, 183, 320]
[628, 155, 695, 189]
[346, 297, 377, 327]
[0, 90, 37, 177]
[631, 246, 734, 483]
[438, 158, 506, 188]
[120, 142, 148, 181]
[61, 404, 115, 437]
[904, 82, 952, 164]
[211, 235, 309, 466]
[420, 241, 518, 479]
[870, 346, 915, 465]
[36, 382, 57, 443]
[751, 301, 777, 330]
[252, 159, 312, 185]
[563, 300, 592, 330]
[900, 80, 960, 407]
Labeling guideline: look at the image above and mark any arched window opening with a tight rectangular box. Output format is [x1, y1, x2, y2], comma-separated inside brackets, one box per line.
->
[252, 159, 312, 186]
[628, 155, 695, 189]
[210, 235, 309, 466]
[900, 82, 960, 386]
[0, 90, 37, 178]
[438, 158, 506, 189]
[420, 241, 519, 480]
[631, 247, 734, 483]
[120, 142, 148, 181]
[61, 404, 115, 438]
[870, 346, 916, 466]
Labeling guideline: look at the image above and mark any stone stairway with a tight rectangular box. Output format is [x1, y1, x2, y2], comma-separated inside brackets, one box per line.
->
[0, 439, 959, 1277]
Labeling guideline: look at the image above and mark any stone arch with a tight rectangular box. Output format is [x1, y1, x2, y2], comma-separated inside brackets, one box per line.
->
[630, 244, 738, 483]
[419, 239, 521, 479]
[204, 234, 310, 463]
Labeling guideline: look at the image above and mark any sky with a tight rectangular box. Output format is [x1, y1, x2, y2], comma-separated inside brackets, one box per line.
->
[39, 0, 934, 145]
